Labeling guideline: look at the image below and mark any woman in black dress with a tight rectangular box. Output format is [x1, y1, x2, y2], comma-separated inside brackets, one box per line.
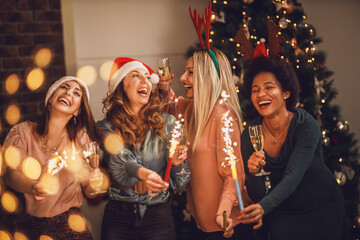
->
[237, 57, 344, 240]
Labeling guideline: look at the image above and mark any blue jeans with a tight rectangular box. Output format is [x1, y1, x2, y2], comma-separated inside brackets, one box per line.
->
[101, 200, 176, 240]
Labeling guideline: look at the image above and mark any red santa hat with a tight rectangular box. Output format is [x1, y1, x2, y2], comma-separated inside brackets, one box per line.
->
[253, 38, 270, 59]
[108, 57, 159, 93]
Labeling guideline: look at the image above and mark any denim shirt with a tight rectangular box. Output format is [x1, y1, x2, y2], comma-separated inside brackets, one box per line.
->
[98, 113, 190, 217]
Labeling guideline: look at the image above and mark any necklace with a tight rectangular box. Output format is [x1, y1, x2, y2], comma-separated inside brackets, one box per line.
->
[41, 135, 65, 152]
[263, 113, 291, 144]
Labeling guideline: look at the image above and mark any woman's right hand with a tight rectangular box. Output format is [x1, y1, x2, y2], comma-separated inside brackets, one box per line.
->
[157, 73, 174, 92]
[138, 168, 169, 197]
[237, 203, 264, 230]
[32, 182, 49, 202]
[247, 151, 266, 174]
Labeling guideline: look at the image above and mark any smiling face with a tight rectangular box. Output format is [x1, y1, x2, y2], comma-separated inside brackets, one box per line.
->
[49, 80, 83, 117]
[180, 57, 194, 99]
[123, 68, 152, 114]
[251, 72, 290, 118]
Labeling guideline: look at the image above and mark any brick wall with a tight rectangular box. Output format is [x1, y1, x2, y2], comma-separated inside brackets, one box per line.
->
[0, 0, 66, 143]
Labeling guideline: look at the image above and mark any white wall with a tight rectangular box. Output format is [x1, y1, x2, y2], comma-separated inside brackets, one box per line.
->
[61, 0, 360, 239]
[301, 0, 360, 143]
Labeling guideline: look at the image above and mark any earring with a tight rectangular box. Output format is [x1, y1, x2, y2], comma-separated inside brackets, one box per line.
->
[73, 115, 77, 124]
[284, 96, 287, 100]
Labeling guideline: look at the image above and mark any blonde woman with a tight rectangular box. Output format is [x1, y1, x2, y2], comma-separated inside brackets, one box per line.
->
[161, 48, 253, 240]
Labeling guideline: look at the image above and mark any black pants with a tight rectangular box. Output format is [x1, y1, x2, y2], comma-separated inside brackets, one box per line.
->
[101, 200, 176, 240]
[31, 207, 93, 240]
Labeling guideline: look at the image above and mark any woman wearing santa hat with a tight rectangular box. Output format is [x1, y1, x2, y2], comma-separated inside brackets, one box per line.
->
[3, 76, 103, 239]
[98, 57, 190, 240]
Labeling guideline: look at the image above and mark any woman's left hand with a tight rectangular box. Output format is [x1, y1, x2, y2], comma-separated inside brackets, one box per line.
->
[237, 203, 264, 229]
[172, 145, 188, 167]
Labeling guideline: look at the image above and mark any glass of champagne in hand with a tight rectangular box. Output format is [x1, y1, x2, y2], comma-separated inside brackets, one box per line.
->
[176, 123, 190, 175]
[158, 57, 173, 103]
[249, 125, 271, 176]
[84, 142, 105, 195]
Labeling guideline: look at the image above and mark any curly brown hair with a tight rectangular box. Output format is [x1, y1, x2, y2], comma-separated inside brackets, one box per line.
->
[103, 81, 167, 147]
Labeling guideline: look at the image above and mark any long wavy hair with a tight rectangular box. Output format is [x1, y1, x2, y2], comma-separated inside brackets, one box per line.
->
[103, 81, 166, 147]
[189, 47, 243, 151]
[36, 82, 103, 143]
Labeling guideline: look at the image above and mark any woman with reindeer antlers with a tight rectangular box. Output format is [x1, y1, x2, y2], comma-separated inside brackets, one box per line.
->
[158, 2, 254, 239]
[236, 21, 345, 240]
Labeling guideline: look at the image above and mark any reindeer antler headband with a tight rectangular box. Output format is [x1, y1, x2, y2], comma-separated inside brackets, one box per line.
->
[234, 20, 285, 61]
[189, 1, 220, 77]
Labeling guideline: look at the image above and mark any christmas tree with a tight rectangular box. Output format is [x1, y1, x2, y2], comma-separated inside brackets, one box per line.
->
[176, 0, 359, 239]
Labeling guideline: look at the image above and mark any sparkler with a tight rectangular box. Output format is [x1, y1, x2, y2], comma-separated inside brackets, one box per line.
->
[221, 91, 244, 210]
[164, 114, 184, 183]
[47, 152, 67, 175]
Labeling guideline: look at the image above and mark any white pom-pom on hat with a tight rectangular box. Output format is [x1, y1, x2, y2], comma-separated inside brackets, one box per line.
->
[108, 57, 159, 93]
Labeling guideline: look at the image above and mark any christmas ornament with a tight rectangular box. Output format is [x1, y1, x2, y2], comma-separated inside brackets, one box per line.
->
[342, 165, 355, 181]
[309, 44, 318, 54]
[314, 76, 325, 96]
[214, 11, 226, 23]
[337, 120, 349, 133]
[279, 17, 288, 29]
[334, 171, 346, 185]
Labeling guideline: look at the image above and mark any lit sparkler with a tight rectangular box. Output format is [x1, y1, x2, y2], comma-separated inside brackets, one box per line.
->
[164, 114, 184, 183]
[221, 91, 244, 210]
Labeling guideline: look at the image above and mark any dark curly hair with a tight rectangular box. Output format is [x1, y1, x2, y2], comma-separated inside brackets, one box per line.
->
[102, 81, 166, 147]
[243, 57, 300, 111]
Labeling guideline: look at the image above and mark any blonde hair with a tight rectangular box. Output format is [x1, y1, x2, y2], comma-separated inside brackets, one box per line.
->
[189, 48, 243, 151]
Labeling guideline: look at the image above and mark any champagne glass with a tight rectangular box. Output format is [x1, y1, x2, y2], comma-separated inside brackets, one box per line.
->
[176, 123, 190, 175]
[249, 125, 271, 176]
[157, 57, 173, 103]
[84, 142, 106, 195]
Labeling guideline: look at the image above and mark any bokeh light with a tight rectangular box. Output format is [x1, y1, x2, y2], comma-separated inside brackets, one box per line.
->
[26, 68, 45, 91]
[35, 48, 52, 68]
[0, 145, 4, 176]
[76, 65, 97, 86]
[5, 74, 20, 94]
[99, 169, 110, 192]
[22, 157, 41, 180]
[5, 105, 21, 125]
[0, 231, 12, 240]
[4, 146, 21, 169]
[1, 191, 19, 213]
[39, 173, 59, 195]
[68, 214, 86, 232]
[14, 232, 28, 240]
[104, 133, 124, 154]
[0, 178, 4, 195]
[99, 61, 113, 81]
[39, 235, 53, 240]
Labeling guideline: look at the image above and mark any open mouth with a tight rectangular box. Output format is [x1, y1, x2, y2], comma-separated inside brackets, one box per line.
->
[58, 97, 70, 106]
[184, 85, 193, 91]
[258, 100, 271, 108]
[137, 87, 148, 97]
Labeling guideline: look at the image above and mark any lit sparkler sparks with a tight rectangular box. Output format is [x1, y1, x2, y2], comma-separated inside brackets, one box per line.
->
[164, 114, 184, 183]
[220, 91, 244, 210]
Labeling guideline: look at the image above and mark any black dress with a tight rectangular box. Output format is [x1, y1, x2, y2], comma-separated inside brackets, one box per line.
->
[241, 109, 344, 240]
